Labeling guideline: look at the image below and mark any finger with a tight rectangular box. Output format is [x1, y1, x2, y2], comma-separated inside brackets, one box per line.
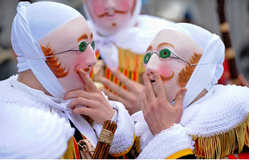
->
[101, 77, 129, 98]
[110, 68, 134, 90]
[153, 72, 167, 99]
[64, 90, 92, 100]
[174, 88, 187, 108]
[143, 73, 156, 101]
[79, 69, 99, 92]
[141, 89, 149, 112]
[72, 107, 94, 116]
[69, 97, 96, 110]
[102, 88, 123, 102]
[102, 88, 130, 106]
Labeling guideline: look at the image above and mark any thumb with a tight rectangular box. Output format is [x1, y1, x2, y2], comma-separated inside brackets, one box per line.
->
[174, 88, 187, 107]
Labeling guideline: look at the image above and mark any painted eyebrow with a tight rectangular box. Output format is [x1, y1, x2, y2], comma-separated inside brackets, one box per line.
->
[157, 42, 175, 49]
[77, 34, 88, 42]
[146, 45, 153, 52]
[90, 33, 93, 39]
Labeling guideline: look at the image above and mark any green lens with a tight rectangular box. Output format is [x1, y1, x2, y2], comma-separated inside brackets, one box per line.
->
[79, 41, 87, 52]
[159, 49, 171, 59]
[91, 41, 95, 50]
[144, 53, 151, 64]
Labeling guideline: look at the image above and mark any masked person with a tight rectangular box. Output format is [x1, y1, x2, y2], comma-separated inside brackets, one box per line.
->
[133, 23, 249, 159]
[83, 0, 174, 115]
[0, 1, 134, 158]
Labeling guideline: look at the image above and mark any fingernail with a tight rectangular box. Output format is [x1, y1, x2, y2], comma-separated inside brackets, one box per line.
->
[182, 89, 187, 95]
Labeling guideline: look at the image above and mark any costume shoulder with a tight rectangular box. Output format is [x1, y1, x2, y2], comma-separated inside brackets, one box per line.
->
[0, 104, 74, 158]
[181, 84, 249, 159]
[0, 75, 50, 110]
[0, 75, 23, 103]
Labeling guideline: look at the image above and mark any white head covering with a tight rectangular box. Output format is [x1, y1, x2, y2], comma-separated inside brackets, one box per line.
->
[0, 105, 74, 158]
[11, 1, 83, 98]
[165, 23, 225, 109]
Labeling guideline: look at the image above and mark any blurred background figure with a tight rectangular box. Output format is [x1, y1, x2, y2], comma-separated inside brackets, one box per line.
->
[0, 0, 249, 83]
[0, 0, 18, 80]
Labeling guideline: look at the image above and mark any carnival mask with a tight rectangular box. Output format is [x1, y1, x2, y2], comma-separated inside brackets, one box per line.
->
[144, 29, 202, 103]
[39, 17, 97, 92]
[84, 0, 137, 35]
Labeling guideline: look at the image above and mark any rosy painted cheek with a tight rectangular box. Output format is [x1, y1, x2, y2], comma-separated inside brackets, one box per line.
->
[91, 2, 105, 16]
[116, 0, 131, 10]
[158, 63, 172, 77]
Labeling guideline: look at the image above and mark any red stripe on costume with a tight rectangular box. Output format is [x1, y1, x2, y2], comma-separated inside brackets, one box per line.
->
[72, 137, 80, 159]
[81, 134, 86, 140]
[123, 69, 128, 90]
[226, 155, 238, 159]
[238, 152, 249, 159]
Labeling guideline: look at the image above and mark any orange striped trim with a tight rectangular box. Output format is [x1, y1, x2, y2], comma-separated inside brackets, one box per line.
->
[95, 50, 100, 59]
[72, 137, 80, 159]
[81, 134, 87, 140]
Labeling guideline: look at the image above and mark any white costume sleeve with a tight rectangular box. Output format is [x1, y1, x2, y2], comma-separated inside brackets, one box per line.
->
[137, 124, 194, 159]
[0, 104, 74, 159]
[108, 100, 135, 156]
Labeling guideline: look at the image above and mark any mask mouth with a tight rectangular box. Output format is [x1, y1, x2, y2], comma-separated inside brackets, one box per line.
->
[74, 64, 91, 74]
[98, 9, 129, 18]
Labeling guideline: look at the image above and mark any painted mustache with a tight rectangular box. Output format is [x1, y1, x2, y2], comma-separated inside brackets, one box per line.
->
[161, 71, 174, 81]
[75, 67, 91, 74]
[98, 10, 129, 18]
[150, 71, 175, 83]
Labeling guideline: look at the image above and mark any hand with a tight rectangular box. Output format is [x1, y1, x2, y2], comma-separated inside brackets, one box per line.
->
[142, 72, 186, 135]
[63, 69, 115, 125]
[100, 69, 144, 115]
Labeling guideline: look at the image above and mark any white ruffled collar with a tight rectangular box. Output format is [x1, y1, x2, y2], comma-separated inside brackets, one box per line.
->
[2, 75, 99, 147]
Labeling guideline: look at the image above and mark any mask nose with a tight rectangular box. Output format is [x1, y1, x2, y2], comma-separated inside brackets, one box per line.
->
[145, 54, 160, 75]
[87, 46, 97, 68]
[80, 45, 97, 71]
[105, 0, 116, 13]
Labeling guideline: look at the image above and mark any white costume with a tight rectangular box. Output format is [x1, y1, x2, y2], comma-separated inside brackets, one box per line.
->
[0, 1, 135, 158]
[0, 75, 134, 157]
[135, 84, 249, 159]
[0, 98, 74, 159]
[132, 23, 249, 159]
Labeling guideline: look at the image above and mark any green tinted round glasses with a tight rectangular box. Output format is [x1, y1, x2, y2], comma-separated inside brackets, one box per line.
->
[143, 48, 190, 65]
[46, 41, 95, 57]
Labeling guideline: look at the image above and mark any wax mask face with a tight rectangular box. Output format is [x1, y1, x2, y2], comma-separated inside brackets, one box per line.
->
[144, 29, 202, 103]
[39, 17, 97, 92]
[84, 0, 136, 35]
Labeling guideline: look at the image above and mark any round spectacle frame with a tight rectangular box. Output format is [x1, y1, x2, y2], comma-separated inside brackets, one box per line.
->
[144, 48, 191, 65]
[45, 40, 96, 58]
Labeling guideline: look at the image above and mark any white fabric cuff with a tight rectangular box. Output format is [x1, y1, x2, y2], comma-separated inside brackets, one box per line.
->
[108, 101, 135, 155]
[137, 124, 194, 159]
[111, 110, 118, 122]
